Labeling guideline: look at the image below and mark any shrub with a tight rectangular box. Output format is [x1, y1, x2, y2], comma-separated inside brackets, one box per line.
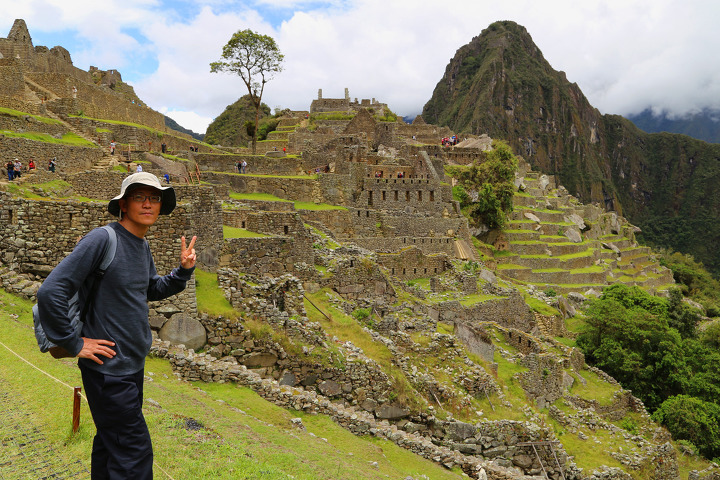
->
[351, 308, 371, 321]
[652, 395, 720, 459]
[445, 140, 518, 229]
[620, 418, 638, 435]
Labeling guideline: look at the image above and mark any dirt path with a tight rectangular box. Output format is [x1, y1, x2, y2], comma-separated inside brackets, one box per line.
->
[0, 379, 88, 480]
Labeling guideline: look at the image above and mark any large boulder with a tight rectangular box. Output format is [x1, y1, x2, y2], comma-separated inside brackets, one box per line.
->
[564, 228, 582, 243]
[158, 313, 207, 350]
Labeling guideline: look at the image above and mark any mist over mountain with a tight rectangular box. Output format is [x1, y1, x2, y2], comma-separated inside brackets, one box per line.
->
[627, 108, 720, 144]
[422, 20, 720, 275]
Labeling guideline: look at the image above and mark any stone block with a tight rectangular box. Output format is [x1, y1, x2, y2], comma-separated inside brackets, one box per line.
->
[149, 315, 166, 330]
[445, 421, 477, 441]
[279, 372, 297, 386]
[243, 352, 278, 368]
[375, 404, 409, 420]
[158, 314, 207, 350]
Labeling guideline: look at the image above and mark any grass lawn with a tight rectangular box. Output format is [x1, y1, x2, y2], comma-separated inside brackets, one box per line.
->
[0, 107, 63, 124]
[0, 287, 464, 480]
[229, 192, 346, 211]
[223, 225, 270, 239]
[0, 130, 96, 147]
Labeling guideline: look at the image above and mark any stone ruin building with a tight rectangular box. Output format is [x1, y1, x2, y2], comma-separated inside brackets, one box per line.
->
[311, 87, 389, 117]
[0, 19, 709, 480]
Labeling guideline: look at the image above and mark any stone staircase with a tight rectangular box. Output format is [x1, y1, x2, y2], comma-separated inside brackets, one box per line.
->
[495, 170, 675, 295]
[90, 154, 118, 171]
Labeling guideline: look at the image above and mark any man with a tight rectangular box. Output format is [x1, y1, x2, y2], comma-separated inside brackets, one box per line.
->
[13, 159, 22, 179]
[37, 172, 197, 479]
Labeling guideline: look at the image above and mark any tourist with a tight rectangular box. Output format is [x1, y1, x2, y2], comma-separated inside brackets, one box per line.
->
[36, 172, 197, 480]
[110, 141, 116, 155]
[6, 159, 14, 181]
[48, 157, 57, 173]
[13, 159, 22, 179]
[161, 143, 166, 154]
[164, 173, 170, 184]
[136, 164, 143, 173]
[28, 159, 35, 170]
[241, 160, 247, 174]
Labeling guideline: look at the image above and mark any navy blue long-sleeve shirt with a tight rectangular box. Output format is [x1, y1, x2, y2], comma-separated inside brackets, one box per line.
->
[36, 222, 194, 375]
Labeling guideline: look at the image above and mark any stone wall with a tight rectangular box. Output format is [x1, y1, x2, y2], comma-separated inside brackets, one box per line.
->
[0, 193, 198, 311]
[318, 253, 397, 304]
[299, 209, 355, 237]
[219, 237, 313, 276]
[194, 153, 304, 176]
[0, 136, 102, 173]
[194, 313, 398, 410]
[64, 116, 199, 153]
[352, 236, 457, 256]
[152, 339, 542, 480]
[357, 177, 453, 214]
[375, 247, 450, 280]
[202, 172, 319, 203]
[454, 322, 495, 363]
[26, 72, 167, 130]
[339, 208, 468, 239]
[434, 291, 536, 333]
[0, 63, 28, 99]
[0, 111, 67, 136]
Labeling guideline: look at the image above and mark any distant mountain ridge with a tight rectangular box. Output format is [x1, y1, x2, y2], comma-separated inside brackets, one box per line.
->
[627, 108, 720, 144]
[422, 20, 720, 275]
[164, 115, 204, 141]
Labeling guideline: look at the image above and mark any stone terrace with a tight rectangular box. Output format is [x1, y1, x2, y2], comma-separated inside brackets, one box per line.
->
[494, 167, 675, 295]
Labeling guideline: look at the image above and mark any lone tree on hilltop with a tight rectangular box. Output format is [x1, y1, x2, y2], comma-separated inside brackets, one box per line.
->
[210, 29, 284, 154]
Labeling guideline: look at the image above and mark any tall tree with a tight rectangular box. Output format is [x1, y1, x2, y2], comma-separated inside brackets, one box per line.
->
[210, 29, 284, 154]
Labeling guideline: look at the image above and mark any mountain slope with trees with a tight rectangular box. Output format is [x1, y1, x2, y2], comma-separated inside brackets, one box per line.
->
[204, 94, 271, 147]
[422, 20, 720, 276]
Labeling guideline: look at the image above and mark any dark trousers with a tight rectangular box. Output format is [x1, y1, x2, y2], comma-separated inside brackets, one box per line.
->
[80, 364, 153, 479]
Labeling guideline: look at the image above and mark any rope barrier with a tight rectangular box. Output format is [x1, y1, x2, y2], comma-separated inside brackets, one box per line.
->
[0, 339, 87, 401]
[0, 339, 174, 479]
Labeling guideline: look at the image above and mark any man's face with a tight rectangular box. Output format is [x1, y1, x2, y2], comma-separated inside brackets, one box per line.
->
[119, 186, 162, 229]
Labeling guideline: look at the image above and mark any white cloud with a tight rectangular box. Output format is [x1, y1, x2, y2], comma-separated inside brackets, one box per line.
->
[2, 0, 720, 132]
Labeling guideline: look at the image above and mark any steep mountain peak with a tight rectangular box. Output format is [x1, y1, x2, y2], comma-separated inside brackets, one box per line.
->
[422, 20, 720, 277]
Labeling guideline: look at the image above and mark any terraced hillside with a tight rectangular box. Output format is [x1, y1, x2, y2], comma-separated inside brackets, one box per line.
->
[495, 163, 675, 296]
[2, 19, 719, 480]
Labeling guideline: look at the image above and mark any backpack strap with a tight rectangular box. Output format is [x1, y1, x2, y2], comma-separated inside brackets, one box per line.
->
[96, 225, 117, 274]
[80, 225, 117, 325]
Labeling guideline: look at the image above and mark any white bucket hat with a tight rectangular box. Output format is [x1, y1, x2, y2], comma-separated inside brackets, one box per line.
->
[107, 172, 176, 216]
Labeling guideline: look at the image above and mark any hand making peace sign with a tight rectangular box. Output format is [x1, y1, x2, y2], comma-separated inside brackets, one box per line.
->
[180, 235, 197, 269]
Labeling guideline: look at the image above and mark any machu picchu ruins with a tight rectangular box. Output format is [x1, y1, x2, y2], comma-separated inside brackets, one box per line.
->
[2, 19, 718, 480]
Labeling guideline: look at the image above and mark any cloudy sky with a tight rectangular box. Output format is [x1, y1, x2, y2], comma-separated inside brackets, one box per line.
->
[2, 0, 718, 134]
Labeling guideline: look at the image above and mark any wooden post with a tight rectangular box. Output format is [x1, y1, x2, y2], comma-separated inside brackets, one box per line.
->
[72, 386, 82, 433]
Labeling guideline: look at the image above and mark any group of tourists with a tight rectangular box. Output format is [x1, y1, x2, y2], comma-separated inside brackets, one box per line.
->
[441, 135, 458, 146]
[5, 157, 54, 180]
[307, 164, 330, 175]
[236, 160, 247, 174]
